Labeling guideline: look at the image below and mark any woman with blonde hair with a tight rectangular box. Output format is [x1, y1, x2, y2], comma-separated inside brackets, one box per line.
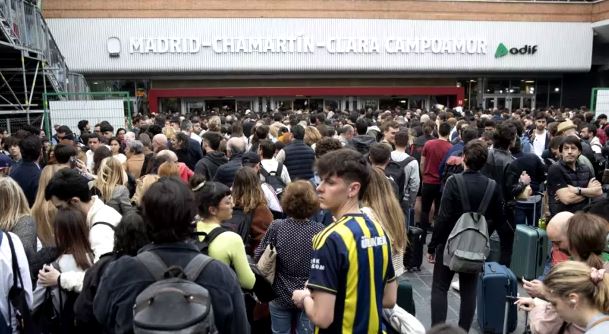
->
[361, 167, 407, 276]
[90, 157, 133, 215]
[543, 261, 609, 333]
[157, 161, 180, 178]
[231, 166, 273, 254]
[31, 164, 66, 247]
[304, 126, 322, 150]
[0, 177, 37, 260]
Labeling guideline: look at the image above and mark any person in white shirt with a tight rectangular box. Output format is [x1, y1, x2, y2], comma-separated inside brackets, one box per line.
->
[45, 169, 122, 262]
[531, 113, 549, 158]
[86, 134, 103, 172]
[0, 231, 32, 332]
[257, 140, 291, 185]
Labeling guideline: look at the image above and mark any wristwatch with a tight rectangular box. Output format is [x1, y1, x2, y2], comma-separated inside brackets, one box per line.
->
[577, 187, 582, 195]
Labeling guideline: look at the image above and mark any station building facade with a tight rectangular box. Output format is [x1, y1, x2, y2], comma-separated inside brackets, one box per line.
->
[42, 0, 609, 114]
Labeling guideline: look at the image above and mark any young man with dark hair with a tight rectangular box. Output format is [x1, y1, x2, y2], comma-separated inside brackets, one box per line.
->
[420, 122, 452, 233]
[86, 133, 103, 172]
[391, 129, 420, 209]
[53, 144, 78, 168]
[99, 123, 114, 141]
[292, 148, 397, 333]
[481, 122, 517, 266]
[380, 120, 399, 149]
[530, 112, 550, 158]
[93, 177, 248, 333]
[580, 123, 602, 154]
[547, 135, 603, 216]
[10, 134, 42, 206]
[45, 168, 121, 260]
[276, 125, 315, 181]
[194, 131, 227, 181]
[427, 140, 506, 332]
[258, 139, 291, 185]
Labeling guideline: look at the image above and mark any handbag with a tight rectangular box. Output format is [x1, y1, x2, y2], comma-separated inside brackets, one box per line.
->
[516, 185, 533, 200]
[256, 240, 277, 284]
[381, 305, 425, 334]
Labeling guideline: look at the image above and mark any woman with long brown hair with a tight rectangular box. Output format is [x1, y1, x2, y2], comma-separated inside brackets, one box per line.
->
[31, 164, 67, 247]
[231, 166, 273, 254]
[361, 167, 407, 276]
[35, 207, 94, 318]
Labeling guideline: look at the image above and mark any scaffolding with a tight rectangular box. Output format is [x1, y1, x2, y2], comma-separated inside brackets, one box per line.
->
[0, 0, 88, 133]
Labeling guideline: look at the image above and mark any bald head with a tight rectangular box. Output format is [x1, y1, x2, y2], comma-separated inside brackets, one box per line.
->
[547, 211, 574, 253]
[156, 149, 178, 163]
[152, 134, 168, 153]
[226, 137, 246, 157]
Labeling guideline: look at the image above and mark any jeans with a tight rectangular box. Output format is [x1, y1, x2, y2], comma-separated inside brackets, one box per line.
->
[430, 246, 478, 332]
[269, 302, 313, 334]
[514, 196, 542, 226]
[421, 183, 442, 232]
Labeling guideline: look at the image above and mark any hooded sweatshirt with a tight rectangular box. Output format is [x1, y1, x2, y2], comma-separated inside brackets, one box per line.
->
[349, 135, 377, 154]
[194, 151, 228, 180]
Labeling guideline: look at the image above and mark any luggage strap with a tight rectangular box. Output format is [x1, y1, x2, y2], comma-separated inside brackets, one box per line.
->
[454, 174, 496, 214]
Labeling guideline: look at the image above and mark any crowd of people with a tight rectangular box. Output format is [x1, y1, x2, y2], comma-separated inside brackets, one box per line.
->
[0, 105, 608, 334]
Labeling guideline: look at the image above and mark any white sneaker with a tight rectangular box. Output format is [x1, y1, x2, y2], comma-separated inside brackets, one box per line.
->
[451, 280, 460, 292]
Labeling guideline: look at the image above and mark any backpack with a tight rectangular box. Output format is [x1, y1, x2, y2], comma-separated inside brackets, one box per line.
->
[133, 251, 217, 334]
[443, 174, 496, 273]
[409, 142, 425, 162]
[441, 152, 464, 191]
[385, 157, 415, 201]
[195, 209, 255, 255]
[260, 163, 286, 198]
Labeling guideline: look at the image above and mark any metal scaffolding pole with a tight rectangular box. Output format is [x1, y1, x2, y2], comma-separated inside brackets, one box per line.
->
[21, 51, 30, 124]
[27, 60, 40, 116]
[0, 70, 25, 111]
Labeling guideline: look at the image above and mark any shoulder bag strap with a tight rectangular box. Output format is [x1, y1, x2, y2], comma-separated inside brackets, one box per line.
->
[454, 174, 471, 212]
[276, 163, 283, 176]
[477, 179, 497, 214]
[183, 254, 214, 281]
[6, 232, 24, 291]
[91, 222, 116, 231]
[136, 251, 168, 281]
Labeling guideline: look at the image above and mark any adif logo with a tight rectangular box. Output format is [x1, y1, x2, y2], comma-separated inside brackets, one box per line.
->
[495, 43, 537, 58]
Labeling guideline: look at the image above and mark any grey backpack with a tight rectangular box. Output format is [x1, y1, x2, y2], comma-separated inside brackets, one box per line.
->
[133, 251, 218, 334]
[443, 174, 496, 273]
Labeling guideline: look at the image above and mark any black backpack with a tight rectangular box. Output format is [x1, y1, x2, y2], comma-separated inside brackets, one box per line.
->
[260, 163, 286, 198]
[133, 251, 217, 334]
[196, 209, 255, 255]
[385, 157, 415, 201]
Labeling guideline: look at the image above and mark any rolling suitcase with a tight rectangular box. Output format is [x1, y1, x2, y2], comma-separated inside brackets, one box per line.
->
[396, 279, 416, 316]
[510, 224, 548, 280]
[477, 262, 518, 334]
[404, 226, 424, 271]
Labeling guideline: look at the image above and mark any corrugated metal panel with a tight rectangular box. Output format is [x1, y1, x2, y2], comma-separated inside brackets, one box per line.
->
[46, 18, 593, 74]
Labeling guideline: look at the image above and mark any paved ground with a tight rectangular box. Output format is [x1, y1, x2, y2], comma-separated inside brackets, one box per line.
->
[400, 236, 530, 333]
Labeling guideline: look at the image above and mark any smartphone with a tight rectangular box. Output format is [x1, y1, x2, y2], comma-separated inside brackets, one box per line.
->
[69, 156, 77, 169]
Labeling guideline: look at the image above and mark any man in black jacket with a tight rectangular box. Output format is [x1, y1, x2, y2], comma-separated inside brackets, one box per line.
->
[427, 140, 506, 332]
[93, 177, 248, 334]
[276, 125, 315, 181]
[195, 131, 228, 180]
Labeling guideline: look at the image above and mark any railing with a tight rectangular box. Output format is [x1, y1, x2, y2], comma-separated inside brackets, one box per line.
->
[0, 0, 88, 95]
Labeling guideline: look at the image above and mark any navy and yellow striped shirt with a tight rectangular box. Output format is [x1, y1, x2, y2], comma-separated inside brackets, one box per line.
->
[307, 213, 395, 334]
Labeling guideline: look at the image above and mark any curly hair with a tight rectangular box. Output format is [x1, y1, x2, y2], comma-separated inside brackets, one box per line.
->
[280, 181, 320, 219]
